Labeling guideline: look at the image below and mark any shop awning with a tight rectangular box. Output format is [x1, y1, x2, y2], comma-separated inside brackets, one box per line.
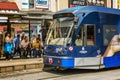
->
[0, 2, 19, 11]
[22, 16, 53, 20]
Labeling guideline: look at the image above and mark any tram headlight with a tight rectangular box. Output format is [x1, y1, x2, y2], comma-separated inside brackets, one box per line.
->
[59, 48, 62, 51]
[56, 47, 63, 53]
[44, 46, 47, 50]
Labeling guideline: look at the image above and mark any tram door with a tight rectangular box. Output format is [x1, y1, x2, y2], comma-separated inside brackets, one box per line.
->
[75, 24, 98, 57]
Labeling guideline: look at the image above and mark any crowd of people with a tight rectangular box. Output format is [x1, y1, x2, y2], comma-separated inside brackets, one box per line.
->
[4, 32, 43, 60]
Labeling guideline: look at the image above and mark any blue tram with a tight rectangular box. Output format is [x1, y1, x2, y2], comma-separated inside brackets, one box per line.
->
[43, 6, 120, 69]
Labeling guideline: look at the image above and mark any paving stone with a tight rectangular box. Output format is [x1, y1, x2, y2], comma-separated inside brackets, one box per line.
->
[0, 58, 43, 73]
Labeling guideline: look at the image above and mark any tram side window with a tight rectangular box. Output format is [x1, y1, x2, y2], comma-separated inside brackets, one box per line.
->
[75, 25, 95, 46]
[103, 25, 117, 45]
[86, 25, 95, 46]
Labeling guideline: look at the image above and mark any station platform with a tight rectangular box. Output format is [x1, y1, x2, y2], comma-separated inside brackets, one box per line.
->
[0, 58, 44, 73]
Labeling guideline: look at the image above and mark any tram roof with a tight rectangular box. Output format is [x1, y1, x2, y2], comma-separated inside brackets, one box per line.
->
[56, 6, 120, 16]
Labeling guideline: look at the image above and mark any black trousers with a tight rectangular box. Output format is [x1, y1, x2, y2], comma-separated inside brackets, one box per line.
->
[13, 47, 21, 58]
[5, 52, 11, 60]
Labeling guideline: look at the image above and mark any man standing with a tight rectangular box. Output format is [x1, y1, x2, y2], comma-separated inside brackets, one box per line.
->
[13, 34, 21, 58]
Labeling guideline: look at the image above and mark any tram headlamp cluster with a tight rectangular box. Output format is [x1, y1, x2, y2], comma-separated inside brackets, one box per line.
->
[56, 48, 63, 53]
[44, 46, 47, 50]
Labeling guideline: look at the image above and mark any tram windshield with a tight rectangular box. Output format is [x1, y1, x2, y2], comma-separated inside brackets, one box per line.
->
[46, 17, 76, 46]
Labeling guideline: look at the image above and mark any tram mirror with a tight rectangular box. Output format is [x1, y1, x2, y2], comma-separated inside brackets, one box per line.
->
[74, 16, 78, 23]
[76, 35, 80, 39]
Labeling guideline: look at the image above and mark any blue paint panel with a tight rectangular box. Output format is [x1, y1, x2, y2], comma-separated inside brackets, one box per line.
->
[104, 56, 120, 68]
[57, 6, 120, 16]
[44, 56, 74, 69]
[44, 56, 62, 67]
[61, 59, 74, 68]
[72, 46, 99, 57]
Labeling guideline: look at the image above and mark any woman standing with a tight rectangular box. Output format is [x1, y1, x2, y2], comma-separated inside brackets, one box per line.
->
[4, 33, 13, 60]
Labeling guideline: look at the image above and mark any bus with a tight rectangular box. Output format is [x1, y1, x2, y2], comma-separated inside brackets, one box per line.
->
[43, 6, 120, 69]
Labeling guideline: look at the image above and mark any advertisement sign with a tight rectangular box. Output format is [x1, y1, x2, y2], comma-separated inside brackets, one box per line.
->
[69, 0, 104, 8]
[22, 0, 29, 9]
[69, 0, 86, 7]
[35, 0, 49, 9]
[104, 34, 120, 57]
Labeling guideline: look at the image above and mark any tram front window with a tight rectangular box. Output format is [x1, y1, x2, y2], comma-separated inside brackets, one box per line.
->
[46, 17, 75, 46]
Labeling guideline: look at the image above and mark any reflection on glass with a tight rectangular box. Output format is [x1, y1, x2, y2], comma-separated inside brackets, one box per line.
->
[46, 17, 75, 46]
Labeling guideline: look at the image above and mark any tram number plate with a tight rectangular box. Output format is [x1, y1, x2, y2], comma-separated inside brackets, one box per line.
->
[49, 58, 53, 64]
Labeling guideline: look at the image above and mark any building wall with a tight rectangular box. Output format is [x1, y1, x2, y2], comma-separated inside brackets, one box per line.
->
[113, 0, 117, 9]
[10, 0, 120, 12]
[49, 0, 68, 12]
[105, 0, 118, 9]
[118, 0, 119, 8]
[9, 0, 30, 11]
[14, 0, 22, 10]
[49, 0, 57, 12]
[106, 0, 112, 8]
[8, 0, 68, 12]
[57, 0, 68, 11]
[9, 0, 14, 2]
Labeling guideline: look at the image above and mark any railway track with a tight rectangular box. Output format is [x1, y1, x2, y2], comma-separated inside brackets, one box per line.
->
[1, 67, 120, 80]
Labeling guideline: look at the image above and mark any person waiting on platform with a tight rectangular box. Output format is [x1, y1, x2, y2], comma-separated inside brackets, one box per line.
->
[26, 40, 33, 58]
[13, 34, 21, 58]
[33, 38, 43, 57]
[4, 33, 13, 60]
[21, 36, 29, 58]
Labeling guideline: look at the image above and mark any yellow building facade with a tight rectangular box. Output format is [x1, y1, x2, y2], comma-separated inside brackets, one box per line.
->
[49, 0, 68, 12]
[8, 0, 14, 2]
[8, 0, 69, 12]
[7, 0, 120, 11]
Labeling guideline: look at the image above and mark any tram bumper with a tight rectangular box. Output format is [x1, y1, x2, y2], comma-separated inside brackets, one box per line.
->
[44, 56, 104, 69]
[74, 57, 104, 69]
[43, 56, 74, 69]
